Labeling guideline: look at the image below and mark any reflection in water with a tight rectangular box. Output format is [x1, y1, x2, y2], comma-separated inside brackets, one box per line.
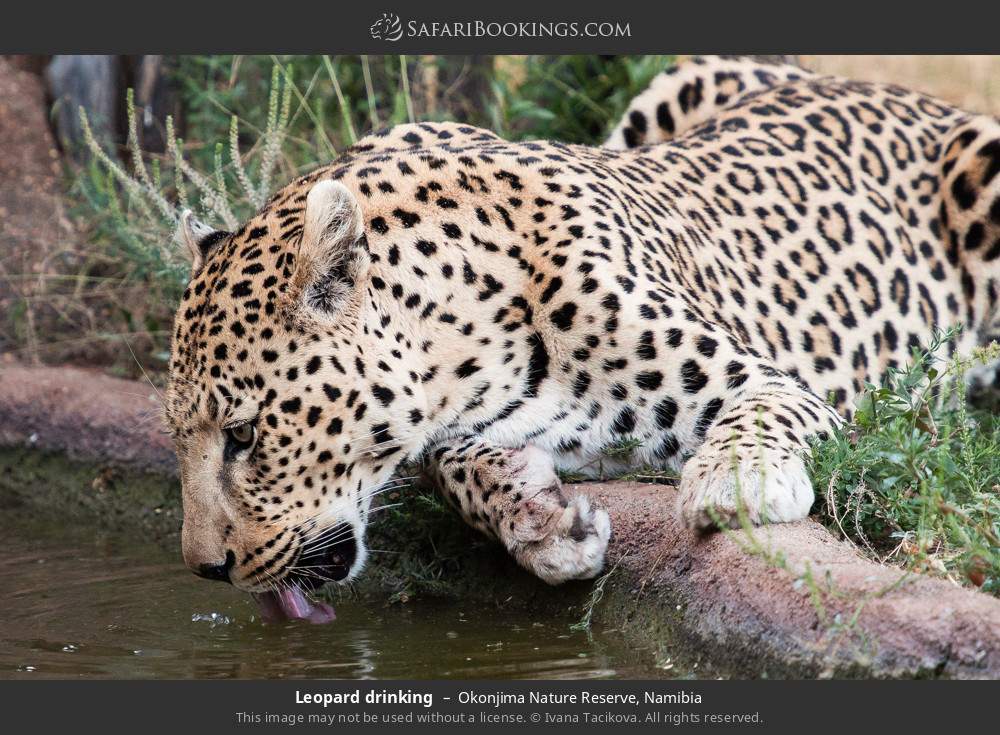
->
[0, 516, 690, 680]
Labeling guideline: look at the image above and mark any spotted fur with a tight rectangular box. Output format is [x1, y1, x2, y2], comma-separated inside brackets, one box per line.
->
[166, 56, 1000, 591]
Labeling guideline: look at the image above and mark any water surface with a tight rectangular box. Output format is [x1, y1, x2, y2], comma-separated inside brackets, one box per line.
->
[0, 515, 692, 679]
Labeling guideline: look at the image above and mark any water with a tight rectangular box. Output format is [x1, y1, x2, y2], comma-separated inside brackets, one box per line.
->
[0, 516, 690, 679]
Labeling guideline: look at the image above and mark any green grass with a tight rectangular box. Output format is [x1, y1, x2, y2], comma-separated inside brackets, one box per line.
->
[557, 436, 680, 485]
[490, 55, 674, 143]
[361, 475, 485, 603]
[808, 329, 1000, 595]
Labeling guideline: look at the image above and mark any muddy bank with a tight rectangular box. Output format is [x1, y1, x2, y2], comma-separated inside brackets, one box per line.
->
[2, 364, 999, 678]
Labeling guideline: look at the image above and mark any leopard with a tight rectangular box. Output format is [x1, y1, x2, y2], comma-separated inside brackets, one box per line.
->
[164, 55, 1000, 621]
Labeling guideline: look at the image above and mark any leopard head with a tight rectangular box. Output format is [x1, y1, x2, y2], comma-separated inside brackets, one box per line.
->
[165, 179, 425, 620]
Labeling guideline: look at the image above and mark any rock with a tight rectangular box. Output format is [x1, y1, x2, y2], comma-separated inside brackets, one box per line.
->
[45, 55, 119, 157]
[0, 57, 77, 361]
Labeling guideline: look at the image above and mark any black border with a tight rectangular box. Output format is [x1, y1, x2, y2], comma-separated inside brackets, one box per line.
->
[4, 1, 1000, 53]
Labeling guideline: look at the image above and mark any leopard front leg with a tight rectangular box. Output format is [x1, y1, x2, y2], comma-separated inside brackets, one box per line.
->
[425, 438, 610, 584]
[678, 379, 842, 531]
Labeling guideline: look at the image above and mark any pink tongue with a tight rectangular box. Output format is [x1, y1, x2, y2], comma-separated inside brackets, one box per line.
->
[252, 588, 336, 624]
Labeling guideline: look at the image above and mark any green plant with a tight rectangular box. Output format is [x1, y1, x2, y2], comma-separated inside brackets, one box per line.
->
[602, 436, 644, 459]
[809, 329, 1000, 595]
[570, 556, 623, 632]
[367, 478, 480, 603]
[79, 66, 298, 285]
[490, 55, 674, 144]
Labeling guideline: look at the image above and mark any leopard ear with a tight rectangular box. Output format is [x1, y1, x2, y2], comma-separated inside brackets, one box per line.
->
[294, 179, 369, 315]
[177, 211, 229, 273]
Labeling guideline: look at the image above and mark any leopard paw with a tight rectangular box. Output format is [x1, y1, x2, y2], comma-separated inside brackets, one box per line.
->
[513, 492, 611, 585]
[677, 445, 814, 532]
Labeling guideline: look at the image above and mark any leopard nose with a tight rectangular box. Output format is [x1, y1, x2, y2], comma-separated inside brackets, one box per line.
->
[194, 550, 236, 583]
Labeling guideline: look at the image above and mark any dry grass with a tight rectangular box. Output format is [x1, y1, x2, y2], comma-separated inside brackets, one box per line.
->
[804, 55, 1000, 116]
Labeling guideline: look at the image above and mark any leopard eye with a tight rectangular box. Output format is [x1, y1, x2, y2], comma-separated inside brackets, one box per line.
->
[224, 422, 257, 458]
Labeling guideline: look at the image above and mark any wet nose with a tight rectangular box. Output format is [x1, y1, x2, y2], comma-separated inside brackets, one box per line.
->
[193, 550, 235, 583]
[295, 526, 357, 589]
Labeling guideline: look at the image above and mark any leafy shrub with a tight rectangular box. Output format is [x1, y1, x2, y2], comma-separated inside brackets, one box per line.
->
[809, 329, 1000, 595]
